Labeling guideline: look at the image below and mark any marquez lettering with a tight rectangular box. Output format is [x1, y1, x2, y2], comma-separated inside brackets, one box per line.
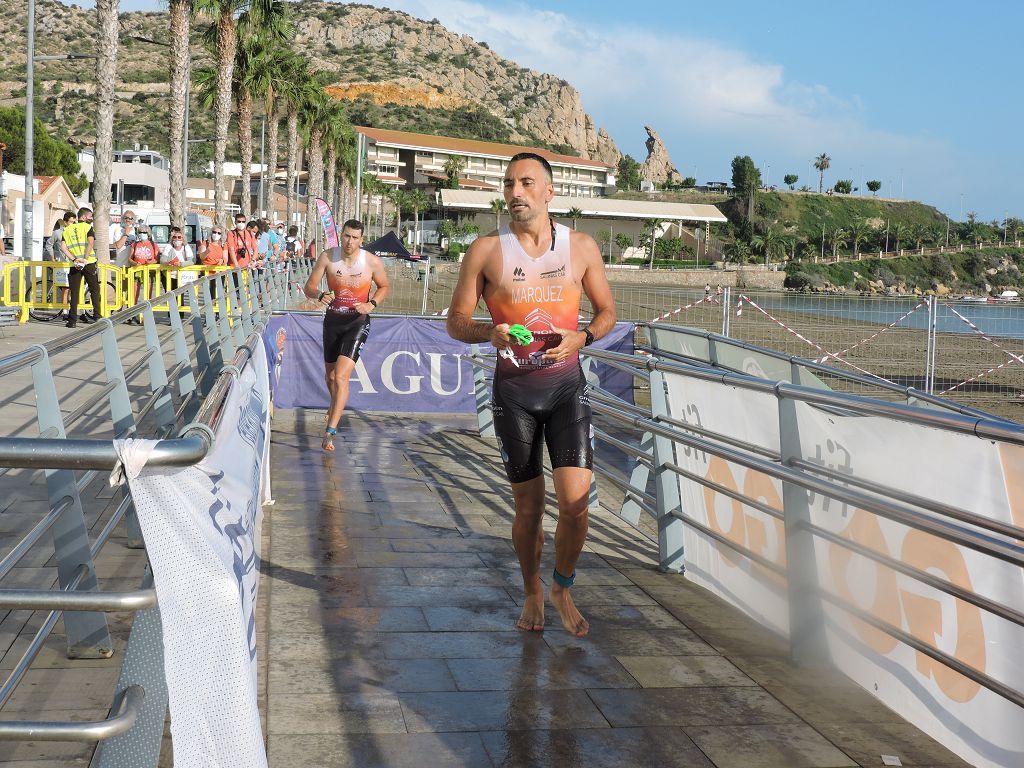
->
[512, 285, 563, 304]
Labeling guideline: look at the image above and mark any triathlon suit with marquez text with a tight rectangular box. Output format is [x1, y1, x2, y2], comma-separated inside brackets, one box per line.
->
[323, 248, 373, 364]
[484, 222, 592, 483]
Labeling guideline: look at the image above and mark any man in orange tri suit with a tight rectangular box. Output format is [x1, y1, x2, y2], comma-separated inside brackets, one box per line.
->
[303, 219, 390, 452]
[446, 152, 616, 637]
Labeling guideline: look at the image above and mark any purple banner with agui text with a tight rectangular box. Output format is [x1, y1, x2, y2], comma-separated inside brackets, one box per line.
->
[263, 315, 635, 413]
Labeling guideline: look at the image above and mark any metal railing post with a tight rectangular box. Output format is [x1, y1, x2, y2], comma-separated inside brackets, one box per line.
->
[928, 296, 938, 396]
[580, 356, 600, 511]
[29, 346, 113, 658]
[721, 285, 731, 337]
[186, 285, 215, 399]
[92, 573, 167, 768]
[471, 344, 494, 437]
[166, 293, 199, 423]
[777, 393, 830, 664]
[140, 303, 175, 434]
[420, 258, 431, 315]
[649, 367, 684, 572]
[220, 279, 239, 357]
[619, 430, 653, 526]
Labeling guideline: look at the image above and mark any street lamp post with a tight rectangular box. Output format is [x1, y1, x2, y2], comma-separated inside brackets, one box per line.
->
[23, 0, 35, 262]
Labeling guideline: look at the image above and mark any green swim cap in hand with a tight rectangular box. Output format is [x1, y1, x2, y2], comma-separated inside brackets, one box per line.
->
[507, 324, 534, 345]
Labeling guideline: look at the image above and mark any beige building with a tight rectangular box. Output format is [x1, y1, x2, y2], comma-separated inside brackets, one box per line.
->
[357, 127, 617, 198]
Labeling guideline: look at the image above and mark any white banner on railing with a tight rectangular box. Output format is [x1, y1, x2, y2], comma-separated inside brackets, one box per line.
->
[663, 369, 1024, 768]
[793, 401, 1024, 768]
[663, 372, 789, 635]
[115, 342, 271, 768]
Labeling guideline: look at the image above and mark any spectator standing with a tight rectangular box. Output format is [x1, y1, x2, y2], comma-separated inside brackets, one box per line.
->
[198, 225, 228, 302]
[60, 206, 100, 328]
[160, 226, 195, 293]
[127, 224, 161, 315]
[109, 209, 137, 266]
[226, 214, 257, 270]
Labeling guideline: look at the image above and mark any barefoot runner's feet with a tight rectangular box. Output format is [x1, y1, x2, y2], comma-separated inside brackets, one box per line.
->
[516, 590, 545, 631]
[550, 581, 589, 637]
[322, 427, 336, 452]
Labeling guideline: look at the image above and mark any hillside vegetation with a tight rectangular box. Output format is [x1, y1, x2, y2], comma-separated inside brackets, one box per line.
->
[786, 247, 1024, 296]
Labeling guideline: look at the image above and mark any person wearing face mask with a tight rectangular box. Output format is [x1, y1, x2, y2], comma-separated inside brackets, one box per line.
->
[160, 226, 196, 292]
[127, 225, 160, 317]
[199, 226, 228, 302]
[109, 210, 138, 267]
[226, 215, 256, 271]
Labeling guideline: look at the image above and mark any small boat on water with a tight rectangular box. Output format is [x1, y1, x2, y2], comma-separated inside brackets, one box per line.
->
[993, 290, 1021, 303]
[961, 295, 989, 302]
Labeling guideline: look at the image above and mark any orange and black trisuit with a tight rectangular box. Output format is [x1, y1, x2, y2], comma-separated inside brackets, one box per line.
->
[484, 221, 592, 483]
[322, 248, 373, 364]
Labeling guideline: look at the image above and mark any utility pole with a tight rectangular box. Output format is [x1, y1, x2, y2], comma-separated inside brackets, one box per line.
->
[23, 0, 35, 262]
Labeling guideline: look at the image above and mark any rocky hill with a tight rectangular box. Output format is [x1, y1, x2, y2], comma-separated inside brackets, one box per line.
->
[0, 0, 623, 171]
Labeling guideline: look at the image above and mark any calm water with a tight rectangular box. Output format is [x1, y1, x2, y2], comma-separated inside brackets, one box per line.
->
[744, 294, 1024, 339]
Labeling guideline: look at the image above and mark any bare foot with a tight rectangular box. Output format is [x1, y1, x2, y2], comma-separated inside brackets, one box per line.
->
[516, 591, 545, 631]
[322, 432, 336, 452]
[549, 583, 589, 637]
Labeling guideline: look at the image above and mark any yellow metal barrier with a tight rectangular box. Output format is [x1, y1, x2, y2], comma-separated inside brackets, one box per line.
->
[2, 260, 241, 323]
[2, 260, 123, 323]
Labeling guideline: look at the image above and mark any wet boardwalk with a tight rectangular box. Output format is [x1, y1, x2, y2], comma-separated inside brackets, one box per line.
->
[262, 410, 971, 768]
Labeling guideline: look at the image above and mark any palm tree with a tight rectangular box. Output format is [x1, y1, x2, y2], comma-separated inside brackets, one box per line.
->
[829, 227, 848, 259]
[405, 189, 430, 252]
[566, 206, 584, 230]
[246, 43, 294, 220]
[324, 106, 354, 224]
[911, 225, 927, 251]
[194, 0, 240, 225]
[300, 89, 331, 244]
[279, 54, 315, 230]
[168, 0, 191, 230]
[752, 226, 784, 267]
[929, 224, 947, 247]
[646, 218, 665, 270]
[890, 222, 909, 253]
[92, 0, 119, 265]
[848, 219, 871, 260]
[814, 153, 831, 194]
[387, 187, 405, 230]
[443, 154, 465, 188]
[489, 198, 505, 231]
[233, 1, 289, 219]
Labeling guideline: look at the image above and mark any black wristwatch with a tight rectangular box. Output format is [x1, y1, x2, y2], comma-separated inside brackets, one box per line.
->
[317, 291, 327, 302]
[582, 327, 594, 346]
[369, 298, 377, 307]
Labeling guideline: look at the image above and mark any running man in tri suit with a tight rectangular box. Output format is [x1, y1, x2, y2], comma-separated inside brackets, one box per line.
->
[303, 219, 390, 452]
[447, 152, 616, 637]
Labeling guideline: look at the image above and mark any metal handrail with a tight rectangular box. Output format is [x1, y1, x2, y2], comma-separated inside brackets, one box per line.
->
[583, 347, 1024, 446]
[592, 399, 1024, 567]
[0, 685, 145, 742]
[0, 262, 309, 754]
[0, 330, 265, 471]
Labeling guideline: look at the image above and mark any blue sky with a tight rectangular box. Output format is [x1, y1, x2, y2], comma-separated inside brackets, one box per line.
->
[80, 1, 1024, 220]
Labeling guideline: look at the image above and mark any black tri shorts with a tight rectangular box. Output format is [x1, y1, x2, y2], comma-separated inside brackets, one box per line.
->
[323, 312, 370, 364]
[491, 364, 594, 484]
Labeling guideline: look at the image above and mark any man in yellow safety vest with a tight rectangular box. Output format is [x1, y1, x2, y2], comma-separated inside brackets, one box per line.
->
[60, 207, 101, 328]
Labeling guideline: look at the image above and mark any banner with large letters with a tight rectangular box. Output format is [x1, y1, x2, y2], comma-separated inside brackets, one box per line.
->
[663, 370, 1024, 768]
[263, 314, 635, 412]
[114, 343, 271, 768]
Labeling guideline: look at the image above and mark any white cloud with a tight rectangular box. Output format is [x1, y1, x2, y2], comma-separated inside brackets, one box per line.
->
[355, 0, 970, 212]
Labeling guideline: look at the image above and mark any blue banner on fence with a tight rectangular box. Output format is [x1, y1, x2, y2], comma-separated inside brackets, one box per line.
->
[263, 315, 635, 413]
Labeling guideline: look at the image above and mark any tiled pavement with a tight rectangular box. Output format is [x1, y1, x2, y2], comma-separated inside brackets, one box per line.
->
[262, 410, 972, 768]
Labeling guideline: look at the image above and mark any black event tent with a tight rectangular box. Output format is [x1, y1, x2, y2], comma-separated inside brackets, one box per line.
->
[364, 231, 419, 260]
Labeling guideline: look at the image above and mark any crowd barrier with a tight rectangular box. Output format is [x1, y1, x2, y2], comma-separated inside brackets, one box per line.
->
[0, 259, 312, 765]
[1, 258, 302, 324]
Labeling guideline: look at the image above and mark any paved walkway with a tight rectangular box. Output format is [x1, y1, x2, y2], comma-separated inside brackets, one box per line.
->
[262, 410, 971, 768]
